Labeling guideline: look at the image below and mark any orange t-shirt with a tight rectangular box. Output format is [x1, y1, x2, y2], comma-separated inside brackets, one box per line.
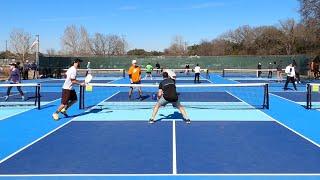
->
[128, 65, 141, 83]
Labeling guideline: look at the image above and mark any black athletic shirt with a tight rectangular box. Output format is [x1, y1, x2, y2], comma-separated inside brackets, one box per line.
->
[159, 78, 178, 102]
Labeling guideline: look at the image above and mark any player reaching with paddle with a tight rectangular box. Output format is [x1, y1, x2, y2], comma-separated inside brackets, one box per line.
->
[52, 58, 85, 121]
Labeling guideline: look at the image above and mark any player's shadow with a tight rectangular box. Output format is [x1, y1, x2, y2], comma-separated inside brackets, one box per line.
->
[66, 108, 108, 119]
[138, 94, 150, 101]
[156, 111, 184, 122]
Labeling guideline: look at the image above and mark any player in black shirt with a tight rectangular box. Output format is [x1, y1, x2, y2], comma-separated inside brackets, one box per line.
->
[149, 72, 190, 124]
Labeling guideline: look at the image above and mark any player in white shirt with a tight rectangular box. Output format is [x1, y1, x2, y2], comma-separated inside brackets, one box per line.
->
[52, 59, 84, 120]
[283, 63, 297, 91]
[194, 64, 201, 83]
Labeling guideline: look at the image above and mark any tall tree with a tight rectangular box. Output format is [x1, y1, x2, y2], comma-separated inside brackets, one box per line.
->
[279, 19, 297, 55]
[9, 29, 33, 62]
[167, 35, 188, 56]
[299, 0, 320, 26]
[91, 33, 107, 56]
[61, 25, 80, 56]
[79, 26, 93, 56]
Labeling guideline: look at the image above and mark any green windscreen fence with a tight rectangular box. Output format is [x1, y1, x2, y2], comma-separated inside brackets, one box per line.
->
[39, 55, 309, 77]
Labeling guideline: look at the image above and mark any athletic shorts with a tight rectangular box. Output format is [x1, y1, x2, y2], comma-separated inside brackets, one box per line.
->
[158, 96, 181, 108]
[61, 89, 77, 105]
[130, 81, 141, 89]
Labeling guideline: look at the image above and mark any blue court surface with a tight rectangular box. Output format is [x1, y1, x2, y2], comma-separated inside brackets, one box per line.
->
[1, 74, 320, 180]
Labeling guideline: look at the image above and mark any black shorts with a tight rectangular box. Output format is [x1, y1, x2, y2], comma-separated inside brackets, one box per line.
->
[130, 81, 141, 89]
[61, 89, 77, 105]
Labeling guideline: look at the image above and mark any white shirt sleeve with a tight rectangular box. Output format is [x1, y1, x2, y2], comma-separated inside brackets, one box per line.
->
[70, 67, 77, 79]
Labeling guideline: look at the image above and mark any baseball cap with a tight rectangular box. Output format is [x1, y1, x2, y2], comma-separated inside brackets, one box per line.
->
[73, 58, 83, 63]
[132, 60, 137, 64]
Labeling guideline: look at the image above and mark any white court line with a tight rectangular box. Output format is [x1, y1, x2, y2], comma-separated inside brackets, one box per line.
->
[0, 90, 120, 164]
[1, 173, 320, 177]
[271, 91, 305, 93]
[0, 88, 83, 121]
[227, 91, 320, 148]
[73, 91, 120, 121]
[271, 91, 320, 110]
[270, 93, 305, 106]
[0, 99, 60, 121]
[172, 120, 177, 175]
[270, 92, 320, 112]
[0, 118, 73, 164]
[0, 92, 20, 99]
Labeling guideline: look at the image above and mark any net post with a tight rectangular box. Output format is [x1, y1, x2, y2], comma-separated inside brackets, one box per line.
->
[79, 85, 83, 109]
[34, 85, 37, 106]
[306, 84, 311, 109]
[122, 69, 125, 78]
[263, 83, 269, 109]
[37, 84, 41, 110]
[222, 69, 225, 77]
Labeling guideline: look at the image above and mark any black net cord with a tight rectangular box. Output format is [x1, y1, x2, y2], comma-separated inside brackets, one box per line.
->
[34, 85, 37, 106]
[79, 85, 85, 109]
[37, 85, 41, 109]
[306, 84, 311, 109]
[34, 84, 41, 109]
[263, 84, 269, 109]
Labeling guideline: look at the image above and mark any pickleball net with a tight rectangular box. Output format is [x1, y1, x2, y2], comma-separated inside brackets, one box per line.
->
[222, 68, 279, 78]
[63, 69, 126, 78]
[0, 83, 41, 109]
[79, 83, 269, 110]
[306, 83, 320, 109]
[141, 68, 209, 78]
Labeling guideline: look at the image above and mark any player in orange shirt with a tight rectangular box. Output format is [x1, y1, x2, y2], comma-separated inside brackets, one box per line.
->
[128, 60, 142, 99]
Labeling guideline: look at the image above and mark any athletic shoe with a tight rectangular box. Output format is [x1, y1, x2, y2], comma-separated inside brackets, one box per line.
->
[52, 113, 59, 121]
[60, 108, 69, 118]
[4, 96, 8, 101]
[149, 118, 156, 124]
[21, 96, 25, 101]
[184, 119, 191, 124]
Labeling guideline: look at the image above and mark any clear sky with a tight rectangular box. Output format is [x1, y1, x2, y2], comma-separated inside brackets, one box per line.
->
[0, 0, 300, 52]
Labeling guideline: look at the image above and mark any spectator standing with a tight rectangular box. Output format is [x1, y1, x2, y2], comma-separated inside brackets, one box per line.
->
[292, 60, 301, 83]
[267, 62, 273, 78]
[283, 63, 297, 91]
[257, 63, 262, 78]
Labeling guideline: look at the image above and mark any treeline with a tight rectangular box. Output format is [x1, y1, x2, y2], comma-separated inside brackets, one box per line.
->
[59, 25, 127, 56]
[185, 19, 318, 56]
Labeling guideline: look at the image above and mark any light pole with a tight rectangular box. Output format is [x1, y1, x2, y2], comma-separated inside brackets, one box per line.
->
[35, 35, 40, 79]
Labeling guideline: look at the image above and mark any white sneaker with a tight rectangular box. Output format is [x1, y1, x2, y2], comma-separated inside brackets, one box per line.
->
[52, 113, 59, 121]
[21, 96, 25, 101]
[60, 108, 69, 117]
